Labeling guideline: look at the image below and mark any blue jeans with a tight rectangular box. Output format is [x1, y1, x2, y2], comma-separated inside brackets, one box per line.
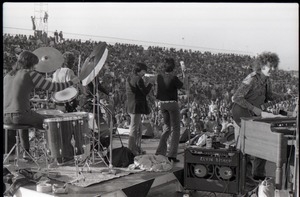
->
[4, 110, 45, 151]
[128, 113, 142, 155]
[155, 101, 180, 158]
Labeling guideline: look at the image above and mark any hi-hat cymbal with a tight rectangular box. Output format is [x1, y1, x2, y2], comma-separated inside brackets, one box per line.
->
[79, 42, 108, 86]
[33, 47, 64, 73]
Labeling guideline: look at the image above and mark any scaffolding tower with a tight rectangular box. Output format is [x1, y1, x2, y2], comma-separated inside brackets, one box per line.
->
[33, 3, 48, 41]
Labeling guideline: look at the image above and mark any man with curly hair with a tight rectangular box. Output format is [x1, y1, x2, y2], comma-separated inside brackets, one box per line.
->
[231, 51, 290, 181]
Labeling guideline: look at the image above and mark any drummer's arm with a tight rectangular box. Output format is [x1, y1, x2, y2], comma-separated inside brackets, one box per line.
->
[29, 71, 75, 92]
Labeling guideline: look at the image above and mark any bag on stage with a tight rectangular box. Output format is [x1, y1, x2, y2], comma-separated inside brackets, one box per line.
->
[106, 146, 135, 168]
[106, 128, 135, 168]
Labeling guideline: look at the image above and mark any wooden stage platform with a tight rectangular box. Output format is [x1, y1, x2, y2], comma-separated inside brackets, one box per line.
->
[5, 136, 294, 197]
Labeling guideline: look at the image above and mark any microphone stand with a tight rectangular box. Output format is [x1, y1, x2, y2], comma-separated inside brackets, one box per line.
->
[183, 70, 191, 146]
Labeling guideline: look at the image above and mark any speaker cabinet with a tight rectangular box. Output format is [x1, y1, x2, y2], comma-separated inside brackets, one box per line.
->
[184, 146, 241, 194]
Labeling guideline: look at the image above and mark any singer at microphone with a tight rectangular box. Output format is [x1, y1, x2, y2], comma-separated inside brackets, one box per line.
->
[154, 58, 189, 163]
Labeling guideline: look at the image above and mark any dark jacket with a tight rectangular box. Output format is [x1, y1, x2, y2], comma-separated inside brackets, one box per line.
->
[126, 74, 152, 114]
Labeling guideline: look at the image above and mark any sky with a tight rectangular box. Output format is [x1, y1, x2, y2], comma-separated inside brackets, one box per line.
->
[3, 2, 299, 71]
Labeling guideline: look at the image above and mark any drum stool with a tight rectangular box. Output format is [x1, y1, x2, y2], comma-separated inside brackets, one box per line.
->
[3, 124, 40, 168]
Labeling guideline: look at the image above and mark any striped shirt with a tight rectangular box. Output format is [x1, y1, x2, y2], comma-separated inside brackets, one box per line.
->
[4, 69, 74, 113]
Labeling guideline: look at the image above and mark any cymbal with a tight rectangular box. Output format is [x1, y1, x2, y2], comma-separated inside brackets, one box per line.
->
[79, 42, 108, 86]
[33, 47, 64, 73]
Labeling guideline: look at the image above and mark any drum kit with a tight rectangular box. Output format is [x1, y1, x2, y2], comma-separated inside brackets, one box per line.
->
[30, 42, 117, 177]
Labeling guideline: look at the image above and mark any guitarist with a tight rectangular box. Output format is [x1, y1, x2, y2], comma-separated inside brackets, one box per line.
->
[231, 51, 289, 182]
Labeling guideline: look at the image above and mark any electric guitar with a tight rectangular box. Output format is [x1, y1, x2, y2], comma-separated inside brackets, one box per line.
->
[231, 94, 293, 126]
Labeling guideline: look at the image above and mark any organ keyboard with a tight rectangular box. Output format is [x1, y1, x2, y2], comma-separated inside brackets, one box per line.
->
[239, 116, 296, 191]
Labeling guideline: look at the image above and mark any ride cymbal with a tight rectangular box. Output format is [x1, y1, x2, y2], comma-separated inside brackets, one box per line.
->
[33, 47, 64, 73]
[79, 42, 108, 86]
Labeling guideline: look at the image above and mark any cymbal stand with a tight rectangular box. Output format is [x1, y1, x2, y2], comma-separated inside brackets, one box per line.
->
[97, 102, 116, 174]
[70, 135, 86, 183]
[82, 76, 109, 167]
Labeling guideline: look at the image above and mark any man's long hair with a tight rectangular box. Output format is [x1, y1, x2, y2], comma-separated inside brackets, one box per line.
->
[62, 52, 75, 69]
[9, 51, 39, 76]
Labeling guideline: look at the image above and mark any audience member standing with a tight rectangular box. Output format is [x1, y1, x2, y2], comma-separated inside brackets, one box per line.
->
[54, 30, 59, 43]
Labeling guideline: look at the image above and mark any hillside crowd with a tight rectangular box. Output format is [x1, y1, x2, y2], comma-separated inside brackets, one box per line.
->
[3, 33, 299, 137]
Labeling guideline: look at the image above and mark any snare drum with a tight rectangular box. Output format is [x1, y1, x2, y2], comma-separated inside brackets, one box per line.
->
[52, 86, 78, 103]
[43, 116, 85, 158]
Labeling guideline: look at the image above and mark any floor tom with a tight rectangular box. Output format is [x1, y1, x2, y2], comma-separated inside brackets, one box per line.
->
[43, 116, 85, 158]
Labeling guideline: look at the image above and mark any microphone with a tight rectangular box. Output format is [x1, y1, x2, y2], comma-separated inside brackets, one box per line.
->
[180, 61, 186, 72]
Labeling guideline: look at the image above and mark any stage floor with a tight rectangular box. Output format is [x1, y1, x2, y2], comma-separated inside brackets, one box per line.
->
[4, 136, 293, 197]
[5, 136, 186, 197]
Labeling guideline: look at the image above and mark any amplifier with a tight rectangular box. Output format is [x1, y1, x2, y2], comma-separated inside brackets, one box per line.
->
[184, 146, 241, 194]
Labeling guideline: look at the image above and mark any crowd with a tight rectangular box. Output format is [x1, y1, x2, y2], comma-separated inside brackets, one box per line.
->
[3, 33, 299, 139]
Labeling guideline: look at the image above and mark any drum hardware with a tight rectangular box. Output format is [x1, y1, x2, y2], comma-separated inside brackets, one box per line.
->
[70, 135, 87, 183]
[77, 43, 116, 175]
[30, 98, 50, 110]
[41, 136, 51, 174]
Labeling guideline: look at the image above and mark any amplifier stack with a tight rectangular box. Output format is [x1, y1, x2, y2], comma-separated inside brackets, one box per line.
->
[184, 146, 241, 195]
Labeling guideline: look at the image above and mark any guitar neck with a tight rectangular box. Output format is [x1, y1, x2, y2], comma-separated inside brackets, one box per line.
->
[261, 95, 289, 110]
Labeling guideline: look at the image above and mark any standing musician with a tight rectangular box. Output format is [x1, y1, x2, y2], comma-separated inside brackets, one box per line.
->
[155, 58, 188, 162]
[3, 51, 80, 159]
[126, 63, 153, 156]
[52, 51, 80, 112]
[231, 51, 291, 181]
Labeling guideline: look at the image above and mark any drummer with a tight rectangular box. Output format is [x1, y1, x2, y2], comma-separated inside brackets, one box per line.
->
[3, 50, 81, 160]
[52, 51, 81, 112]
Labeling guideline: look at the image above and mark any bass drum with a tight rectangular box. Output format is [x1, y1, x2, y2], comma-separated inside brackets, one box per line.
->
[59, 112, 91, 160]
[43, 116, 85, 158]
